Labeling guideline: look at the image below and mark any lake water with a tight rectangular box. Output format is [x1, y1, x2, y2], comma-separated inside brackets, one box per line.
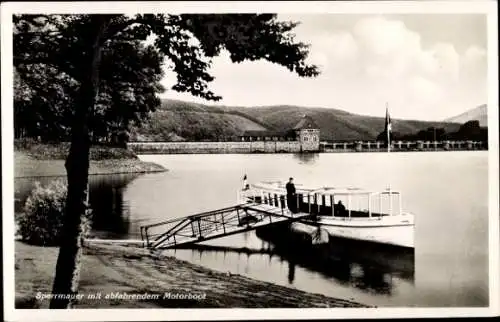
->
[14, 151, 489, 307]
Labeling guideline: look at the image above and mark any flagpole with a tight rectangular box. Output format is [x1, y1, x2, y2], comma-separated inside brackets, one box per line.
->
[386, 102, 390, 154]
[386, 102, 393, 216]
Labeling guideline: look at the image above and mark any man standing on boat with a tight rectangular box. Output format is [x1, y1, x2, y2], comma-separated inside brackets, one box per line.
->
[286, 177, 298, 214]
[242, 174, 249, 190]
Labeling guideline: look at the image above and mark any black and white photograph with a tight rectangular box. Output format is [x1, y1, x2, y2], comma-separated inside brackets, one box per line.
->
[2, 1, 499, 321]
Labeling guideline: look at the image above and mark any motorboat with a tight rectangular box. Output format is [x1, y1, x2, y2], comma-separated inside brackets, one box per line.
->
[239, 181, 414, 249]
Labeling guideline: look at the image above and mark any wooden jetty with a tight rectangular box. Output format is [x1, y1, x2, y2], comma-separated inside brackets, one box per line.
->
[140, 202, 311, 249]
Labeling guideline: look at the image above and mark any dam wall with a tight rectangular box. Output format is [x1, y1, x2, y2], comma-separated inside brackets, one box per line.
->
[127, 140, 485, 154]
[127, 141, 308, 154]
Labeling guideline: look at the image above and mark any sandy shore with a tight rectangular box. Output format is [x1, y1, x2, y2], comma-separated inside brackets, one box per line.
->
[15, 241, 371, 309]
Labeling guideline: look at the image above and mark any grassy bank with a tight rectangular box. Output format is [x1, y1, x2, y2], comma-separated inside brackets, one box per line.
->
[15, 241, 371, 309]
[14, 141, 166, 178]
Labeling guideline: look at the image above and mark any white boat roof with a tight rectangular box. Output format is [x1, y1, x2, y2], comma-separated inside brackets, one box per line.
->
[251, 181, 400, 195]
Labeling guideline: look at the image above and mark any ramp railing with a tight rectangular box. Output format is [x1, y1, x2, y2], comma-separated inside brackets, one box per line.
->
[140, 203, 287, 249]
[140, 193, 305, 249]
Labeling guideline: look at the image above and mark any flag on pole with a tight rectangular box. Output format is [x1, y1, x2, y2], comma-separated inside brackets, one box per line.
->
[385, 105, 392, 133]
[385, 103, 392, 151]
[385, 103, 392, 203]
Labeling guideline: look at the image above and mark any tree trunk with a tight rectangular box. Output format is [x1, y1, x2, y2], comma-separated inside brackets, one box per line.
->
[50, 16, 109, 309]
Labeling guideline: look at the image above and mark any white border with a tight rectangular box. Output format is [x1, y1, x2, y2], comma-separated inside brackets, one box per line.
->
[0, 1, 497, 14]
[2, 1, 499, 321]
[487, 4, 500, 317]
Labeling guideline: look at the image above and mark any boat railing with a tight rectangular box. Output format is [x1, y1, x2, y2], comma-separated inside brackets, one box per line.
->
[241, 184, 404, 218]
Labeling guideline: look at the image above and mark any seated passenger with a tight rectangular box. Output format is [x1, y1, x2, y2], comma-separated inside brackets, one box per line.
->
[335, 200, 347, 217]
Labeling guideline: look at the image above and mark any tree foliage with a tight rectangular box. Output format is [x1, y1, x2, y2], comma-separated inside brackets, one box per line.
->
[14, 15, 165, 143]
[450, 120, 487, 141]
[376, 121, 487, 142]
[14, 14, 318, 143]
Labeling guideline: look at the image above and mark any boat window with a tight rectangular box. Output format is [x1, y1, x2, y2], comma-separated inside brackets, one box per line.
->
[372, 192, 401, 216]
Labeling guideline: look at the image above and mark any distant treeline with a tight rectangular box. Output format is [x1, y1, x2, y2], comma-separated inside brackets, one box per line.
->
[130, 99, 488, 142]
[15, 90, 488, 144]
[376, 120, 487, 143]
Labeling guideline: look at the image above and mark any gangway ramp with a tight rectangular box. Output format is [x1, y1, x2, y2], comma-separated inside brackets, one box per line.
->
[140, 203, 311, 249]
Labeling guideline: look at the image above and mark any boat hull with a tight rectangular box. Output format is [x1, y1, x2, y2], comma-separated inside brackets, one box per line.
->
[301, 215, 414, 248]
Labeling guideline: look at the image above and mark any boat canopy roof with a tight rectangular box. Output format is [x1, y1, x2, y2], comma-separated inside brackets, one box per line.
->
[250, 181, 400, 196]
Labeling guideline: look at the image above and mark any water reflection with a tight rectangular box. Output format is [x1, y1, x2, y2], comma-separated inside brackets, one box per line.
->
[261, 223, 414, 295]
[89, 176, 135, 239]
[292, 152, 319, 164]
[288, 261, 296, 284]
[15, 174, 140, 238]
[176, 228, 414, 297]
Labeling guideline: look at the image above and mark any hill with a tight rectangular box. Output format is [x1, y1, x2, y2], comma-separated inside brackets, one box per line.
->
[130, 99, 467, 142]
[231, 105, 464, 141]
[130, 99, 270, 142]
[445, 104, 487, 127]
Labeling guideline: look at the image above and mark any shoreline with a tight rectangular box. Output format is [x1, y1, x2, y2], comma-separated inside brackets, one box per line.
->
[14, 151, 167, 178]
[15, 241, 372, 308]
[133, 148, 487, 155]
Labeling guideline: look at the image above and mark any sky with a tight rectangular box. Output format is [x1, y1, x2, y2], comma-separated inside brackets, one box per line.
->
[160, 14, 488, 121]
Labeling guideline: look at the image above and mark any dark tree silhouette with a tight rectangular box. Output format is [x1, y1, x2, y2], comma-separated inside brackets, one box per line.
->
[14, 16, 165, 143]
[450, 120, 487, 141]
[13, 13, 319, 309]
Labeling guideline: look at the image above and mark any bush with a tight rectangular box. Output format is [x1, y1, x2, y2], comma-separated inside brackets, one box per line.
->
[15, 141, 70, 160]
[15, 140, 138, 161]
[89, 146, 138, 160]
[14, 138, 39, 150]
[17, 179, 92, 246]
